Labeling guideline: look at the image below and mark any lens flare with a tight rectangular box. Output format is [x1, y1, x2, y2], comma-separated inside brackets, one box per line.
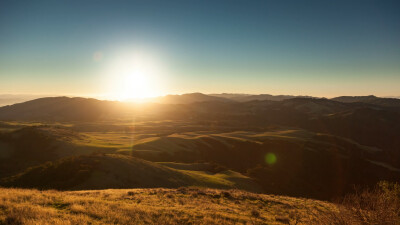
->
[265, 153, 277, 165]
[93, 51, 103, 62]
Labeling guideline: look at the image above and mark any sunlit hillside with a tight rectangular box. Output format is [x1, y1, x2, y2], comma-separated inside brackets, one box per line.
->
[0, 187, 335, 225]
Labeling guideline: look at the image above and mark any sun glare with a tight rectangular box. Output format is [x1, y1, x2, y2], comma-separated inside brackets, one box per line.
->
[105, 51, 165, 101]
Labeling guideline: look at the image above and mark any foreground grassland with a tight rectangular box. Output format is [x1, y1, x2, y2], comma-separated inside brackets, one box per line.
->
[0, 187, 335, 225]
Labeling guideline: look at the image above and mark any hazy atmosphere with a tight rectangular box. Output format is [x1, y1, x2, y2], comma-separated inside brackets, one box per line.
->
[1, 1, 400, 224]
[1, 0, 399, 99]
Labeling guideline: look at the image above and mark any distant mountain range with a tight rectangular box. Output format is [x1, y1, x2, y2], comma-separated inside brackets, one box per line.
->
[152, 93, 233, 104]
[332, 95, 400, 107]
[210, 93, 314, 102]
[152, 93, 400, 105]
[151, 93, 315, 104]
[1, 93, 399, 121]
[1, 93, 399, 106]
[0, 94, 399, 158]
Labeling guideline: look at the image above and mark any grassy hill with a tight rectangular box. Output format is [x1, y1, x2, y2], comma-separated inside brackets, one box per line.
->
[0, 126, 114, 178]
[0, 187, 336, 225]
[1, 154, 261, 192]
[0, 97, 118, 121]
[129, 129, 400, 199]
[2, 125, 399, 200]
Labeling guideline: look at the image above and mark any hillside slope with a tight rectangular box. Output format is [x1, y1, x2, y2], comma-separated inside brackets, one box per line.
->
[0, 187, 335, 225]
[130, 129, 400, 199]
[1, 154, 261, 192]
[0, 97, 121, 121]
[0, 126, 114, 178]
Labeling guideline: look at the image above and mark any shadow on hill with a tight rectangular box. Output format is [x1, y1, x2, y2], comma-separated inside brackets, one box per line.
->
[130, 131, 400, 200]
[0, 126, 114, 178]
[1, 154, 262, 192]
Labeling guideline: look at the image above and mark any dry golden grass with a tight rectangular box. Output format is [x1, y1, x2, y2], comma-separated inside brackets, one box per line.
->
[0, 187, 335, 225]
[312, 181, 400, 225]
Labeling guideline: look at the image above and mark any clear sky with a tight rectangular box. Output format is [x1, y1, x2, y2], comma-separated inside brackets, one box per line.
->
[1, 0, 399, 99]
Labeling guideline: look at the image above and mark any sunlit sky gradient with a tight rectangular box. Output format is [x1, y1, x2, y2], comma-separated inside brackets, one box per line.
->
[1, 0, 399, 98]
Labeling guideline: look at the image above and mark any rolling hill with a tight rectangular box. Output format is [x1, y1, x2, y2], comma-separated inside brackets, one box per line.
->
[0, 97, 120, 121]
[0, 94, 45, 107]
[0, 126, 115, 178]
[129, 129, 400, 199]
[1, 95, 400, 201]
[1, 154, 261, 192]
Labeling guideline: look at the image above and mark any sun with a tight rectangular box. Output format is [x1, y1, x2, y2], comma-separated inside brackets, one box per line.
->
[116, 73, 153, 100]
[114, 68, 157, 100]
[106, 52, 164, 101]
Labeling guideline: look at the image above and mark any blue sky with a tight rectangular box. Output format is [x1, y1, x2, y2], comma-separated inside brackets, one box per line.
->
[0, 0, 399, 98]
